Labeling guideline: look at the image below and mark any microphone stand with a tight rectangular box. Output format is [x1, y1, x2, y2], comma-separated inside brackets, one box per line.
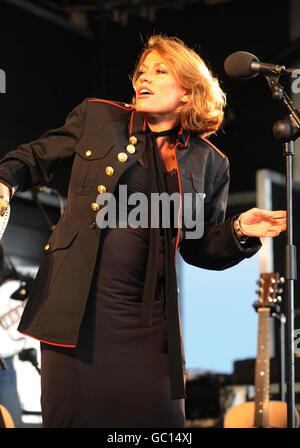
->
[264, 73, 300, 428]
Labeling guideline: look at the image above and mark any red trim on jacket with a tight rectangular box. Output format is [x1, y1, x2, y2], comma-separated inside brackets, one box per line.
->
[200, 136, 225, 159]
[173, 129, 190, 258]
[129, 110, 134, 134]
[88, 99, 134, 111]
[175, 129, 190, 151]
[174, 161, 182, 260]
[18, 331, 76, 348]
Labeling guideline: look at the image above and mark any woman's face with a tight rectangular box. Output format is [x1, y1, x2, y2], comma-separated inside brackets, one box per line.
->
[134, 51, 187, 123]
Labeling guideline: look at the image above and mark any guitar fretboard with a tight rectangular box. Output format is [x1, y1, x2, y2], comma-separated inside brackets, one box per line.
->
[254, 307, 270, 427]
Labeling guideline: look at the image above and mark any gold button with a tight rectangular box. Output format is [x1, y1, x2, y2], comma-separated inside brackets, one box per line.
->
[129, 136, 137, 145]
[126, 144, 136, 154]
[97, 185, 107, 194]
[117, 152, 128, 162]
[124, 103, 131, 108]
[91, 202, 100, 211]
[44, 244, 50, 251]
[105, 166, 114, 176]
[85, 149, 92, 157]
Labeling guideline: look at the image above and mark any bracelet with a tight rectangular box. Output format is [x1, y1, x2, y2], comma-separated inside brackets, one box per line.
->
[233, 215, 248, 243]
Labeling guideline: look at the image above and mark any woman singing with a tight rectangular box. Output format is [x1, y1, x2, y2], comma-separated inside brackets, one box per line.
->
[0, 35, 286, 428]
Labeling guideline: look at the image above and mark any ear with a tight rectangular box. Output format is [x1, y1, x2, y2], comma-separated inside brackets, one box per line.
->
[181, 93, 189, 103]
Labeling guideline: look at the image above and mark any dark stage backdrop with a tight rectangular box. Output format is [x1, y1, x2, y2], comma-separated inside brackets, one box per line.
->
[0, 1, 95, 197]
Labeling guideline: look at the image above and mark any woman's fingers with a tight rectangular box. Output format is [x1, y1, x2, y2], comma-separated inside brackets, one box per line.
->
[257, 210, 286, 224]
[269, 210, 286, 219]
[240, 208, 287, 238]
[269, 220, 286, 229]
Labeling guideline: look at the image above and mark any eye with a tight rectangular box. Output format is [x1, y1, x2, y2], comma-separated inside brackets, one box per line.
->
[157, 69, 167, 74]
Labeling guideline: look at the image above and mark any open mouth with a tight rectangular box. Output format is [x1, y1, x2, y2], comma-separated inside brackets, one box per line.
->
[138, 88, 153, 96]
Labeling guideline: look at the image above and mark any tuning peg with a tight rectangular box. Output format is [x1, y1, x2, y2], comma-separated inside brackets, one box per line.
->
[277, 296, 282, 302]
[269, 287, 274, 293]
[280, 277, 285, 284]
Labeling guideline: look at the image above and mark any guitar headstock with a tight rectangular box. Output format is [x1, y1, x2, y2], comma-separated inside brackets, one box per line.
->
[253, 272, 284, 311]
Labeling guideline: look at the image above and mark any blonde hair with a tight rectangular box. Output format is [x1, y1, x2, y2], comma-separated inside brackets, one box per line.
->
[131, 34, 226, 137]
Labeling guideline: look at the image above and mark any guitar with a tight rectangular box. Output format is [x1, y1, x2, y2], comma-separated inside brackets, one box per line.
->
[224, 272, 299, 428]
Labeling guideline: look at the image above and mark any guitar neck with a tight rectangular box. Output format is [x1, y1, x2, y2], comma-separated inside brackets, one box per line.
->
[254, 307, 271, 427]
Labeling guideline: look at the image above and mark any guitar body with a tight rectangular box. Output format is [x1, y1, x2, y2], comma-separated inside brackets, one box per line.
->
[224, 400, 299, 428]
[0, 405, 15, 428]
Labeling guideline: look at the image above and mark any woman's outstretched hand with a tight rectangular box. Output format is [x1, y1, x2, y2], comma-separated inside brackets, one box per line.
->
[239, 208, 286, 238]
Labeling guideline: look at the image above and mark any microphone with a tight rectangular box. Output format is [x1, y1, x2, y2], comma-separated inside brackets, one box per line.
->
[224, 51, 298, 80]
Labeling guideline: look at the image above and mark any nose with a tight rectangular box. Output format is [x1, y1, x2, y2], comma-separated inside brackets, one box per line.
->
[139, 70, 152, 83]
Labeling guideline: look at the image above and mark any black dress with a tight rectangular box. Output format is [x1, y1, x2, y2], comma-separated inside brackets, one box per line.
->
[40, 160, 185, 428]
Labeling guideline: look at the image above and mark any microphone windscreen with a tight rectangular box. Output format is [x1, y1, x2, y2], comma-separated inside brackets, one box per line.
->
[224, 51, 259, 79]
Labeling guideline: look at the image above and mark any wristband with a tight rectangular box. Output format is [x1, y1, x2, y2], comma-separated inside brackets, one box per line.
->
[234, 215, 248, 243]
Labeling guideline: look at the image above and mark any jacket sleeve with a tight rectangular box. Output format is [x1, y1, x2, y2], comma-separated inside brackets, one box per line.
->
[0, 98, 88, 194]
[179, 155, 261, 270]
